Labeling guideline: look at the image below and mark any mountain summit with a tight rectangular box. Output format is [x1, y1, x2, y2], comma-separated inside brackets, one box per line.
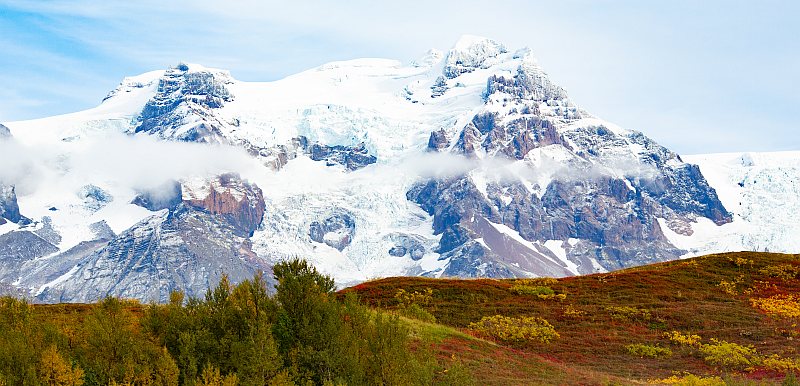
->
[0, 36, 796, 302]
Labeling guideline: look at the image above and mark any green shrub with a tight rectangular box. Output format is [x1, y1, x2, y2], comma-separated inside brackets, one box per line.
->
[625, 343, 672, 358]
[469, 315, 559, 344]
[510, 285, 567, 300]
[514, 278, 559, 286]
[510, 285, 554, 296]
[398, 303, 436, 323]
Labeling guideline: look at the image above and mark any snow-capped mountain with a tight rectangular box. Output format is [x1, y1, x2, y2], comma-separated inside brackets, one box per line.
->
[0, 36, 797, 302]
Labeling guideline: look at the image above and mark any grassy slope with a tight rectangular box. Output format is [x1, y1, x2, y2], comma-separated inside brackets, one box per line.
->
[342, 252, 800, 385]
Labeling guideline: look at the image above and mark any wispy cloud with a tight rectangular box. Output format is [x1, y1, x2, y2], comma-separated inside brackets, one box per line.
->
[0, 132, 261, 195]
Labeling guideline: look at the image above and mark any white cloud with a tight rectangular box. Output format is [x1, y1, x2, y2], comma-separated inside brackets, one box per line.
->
[0, 133, 263, 196]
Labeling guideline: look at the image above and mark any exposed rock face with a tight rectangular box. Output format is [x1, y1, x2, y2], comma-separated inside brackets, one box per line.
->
[298, 136, 377, 171]
[453, 112, 568, 159]
[427, 129, 450, 151]
[36, 204, 272, 303]
[409, 41, 731, 277]
[484, 58, 570, 103]
[34, 216, 62, 246]
[89, 220, 116, 241]
[0, 127, 25, 226]
[309, 210, 356, 251]
[134, 63, 233, 143]
[0, 185, 25, 225]
[0, 231, 59, 283]
[182, 173, 266, 238]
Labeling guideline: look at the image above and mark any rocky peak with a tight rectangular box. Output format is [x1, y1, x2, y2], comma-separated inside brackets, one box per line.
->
[443, 35, 508, 79]
[181, 173, 265, 237]
[412, 37, 733, 278]
[134, 63, 234, 143]
[485, 58, 570, 103]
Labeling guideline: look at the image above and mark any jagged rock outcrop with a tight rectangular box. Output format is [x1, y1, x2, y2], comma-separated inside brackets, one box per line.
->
[182, 173, 266, 238]
[298, 136, 377, 171]
[34, 217, 62, 245]
[0, 125, 26, 226]
[0, 185, 25, 225]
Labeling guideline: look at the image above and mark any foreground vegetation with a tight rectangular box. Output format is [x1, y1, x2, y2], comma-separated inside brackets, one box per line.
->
[1, 252, 798, 385]
[0, 259, 472, 386]
[345, 252, 800, 385]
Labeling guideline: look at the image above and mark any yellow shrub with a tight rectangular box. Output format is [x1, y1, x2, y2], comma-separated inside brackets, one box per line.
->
[759, 264, 800, 280]
[728, 257, 754, 267]
[698, 339, 758, 370]
[606, 306, 651, 322]
[651, 373, 725, 385]
[537, 293, 567, 301]
[761, 354, 800, 373]
[717, 280, 738, 295]
[469, 315, 559, 344]
[395, 288, 433, 308]
[663, 331, 702, 347]
[563, 305, 585, 318]
[625, 343, 672, 358]
[750, 295, 800, 319]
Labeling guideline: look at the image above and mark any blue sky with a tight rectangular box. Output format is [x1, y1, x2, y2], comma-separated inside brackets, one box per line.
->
[1, 0, 797, 154]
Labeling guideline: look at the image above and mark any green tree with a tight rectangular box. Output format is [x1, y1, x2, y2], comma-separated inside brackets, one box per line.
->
[272, 259, 342, 384]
